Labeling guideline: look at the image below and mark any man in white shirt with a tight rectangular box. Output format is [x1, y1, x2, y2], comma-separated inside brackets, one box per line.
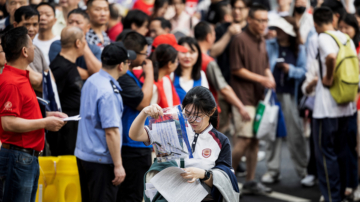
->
[312, 7, 358, 202]
[52, 0, 80, 36]
[34, 2, 60, 65]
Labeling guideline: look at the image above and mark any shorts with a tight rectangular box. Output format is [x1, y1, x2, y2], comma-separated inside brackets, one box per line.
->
[232, 105, 256, 138]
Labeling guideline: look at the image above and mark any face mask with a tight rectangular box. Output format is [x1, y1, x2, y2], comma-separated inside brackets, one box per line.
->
[294, 6, 306, 14]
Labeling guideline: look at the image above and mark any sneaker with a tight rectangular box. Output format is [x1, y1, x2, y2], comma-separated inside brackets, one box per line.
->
[261, 172, 280, 184]
[319, 195, 324, 202]
[236, 164, 247, 177]
[242, 181, 272, 195]
[301, 175, 316, 187]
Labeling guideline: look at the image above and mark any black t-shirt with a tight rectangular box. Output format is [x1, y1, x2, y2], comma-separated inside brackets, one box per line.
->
[50, 54, 83, 110]
[117, 73, 144, 109]
[215, 23, 246, 84]
[273, 45, 296, 94]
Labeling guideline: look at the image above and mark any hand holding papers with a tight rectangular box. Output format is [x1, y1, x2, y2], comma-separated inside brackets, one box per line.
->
[63, 115, 81, 121]
[150, 167, 209, 202]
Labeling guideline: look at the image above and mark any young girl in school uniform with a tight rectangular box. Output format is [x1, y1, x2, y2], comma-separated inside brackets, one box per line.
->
[130, 86, 239, 202]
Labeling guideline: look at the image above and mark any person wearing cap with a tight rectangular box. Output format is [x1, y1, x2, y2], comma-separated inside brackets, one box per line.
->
[261, 16, 307, 184]
[48, 26, 86, 156]
[75, 41, 135, 202]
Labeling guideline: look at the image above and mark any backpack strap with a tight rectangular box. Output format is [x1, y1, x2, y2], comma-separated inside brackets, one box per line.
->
[324, 31, 347, 47]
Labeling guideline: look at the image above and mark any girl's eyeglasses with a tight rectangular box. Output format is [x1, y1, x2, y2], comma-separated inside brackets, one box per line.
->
[182, 112, 208, 123]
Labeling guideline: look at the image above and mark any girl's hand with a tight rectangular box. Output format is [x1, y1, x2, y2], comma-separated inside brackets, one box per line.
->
[181, 167, 206, 183]
[143, 104, 163, 119]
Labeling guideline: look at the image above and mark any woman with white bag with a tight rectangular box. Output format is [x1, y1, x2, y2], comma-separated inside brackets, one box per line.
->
[261, 16, 308, 184]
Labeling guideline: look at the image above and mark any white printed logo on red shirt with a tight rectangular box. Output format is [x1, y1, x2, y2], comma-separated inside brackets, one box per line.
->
[4, 101, 12, 111]
[202, 148, 212, 158]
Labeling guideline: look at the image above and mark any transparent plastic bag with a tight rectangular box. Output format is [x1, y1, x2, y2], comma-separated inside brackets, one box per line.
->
[147, 105, 193, 162]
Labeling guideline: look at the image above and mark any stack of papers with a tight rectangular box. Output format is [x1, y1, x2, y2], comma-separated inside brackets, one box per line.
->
[149, 167, 209, 202]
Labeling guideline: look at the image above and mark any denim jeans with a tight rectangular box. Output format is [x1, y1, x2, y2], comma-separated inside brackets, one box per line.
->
[0, 148, 40, 202]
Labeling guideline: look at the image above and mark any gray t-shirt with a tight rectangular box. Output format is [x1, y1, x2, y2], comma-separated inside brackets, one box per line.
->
[29, 45, 49, 97]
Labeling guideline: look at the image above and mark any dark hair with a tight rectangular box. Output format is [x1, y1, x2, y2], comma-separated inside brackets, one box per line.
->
[37, 2, 56, 15]
[206, 1, 229, 24]
[87, 0, 108, 7]
[170, 0, 185, 5]
[151, 44, 178, 81]
[248, 4, 267, 18]
[175, 37, 202, 81]
[122, 31, 148, 53]
[109, 3, 120, 20]
[357, 7, 360, 17]
[151, 17, 171, 30]
[14, 6, 39, 23]
[339, 14, 360, 48]
[1, 27, 30, 62]
[153, 0, 168, 18]
[313, 7, 333, 26]
[230, 0, 252, 8]
[321, 0, 346, 20]
[194, 21, 212, 41]
[282, 16, 302, 57]
[68, 8, 90, 21]
[355, 0, 360, 9]
[122, 9, 149, 30]
[182, 86, 218, 128]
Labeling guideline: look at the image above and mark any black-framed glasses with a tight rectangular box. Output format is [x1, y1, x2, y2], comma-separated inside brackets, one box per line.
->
[251, 17, 269, 24]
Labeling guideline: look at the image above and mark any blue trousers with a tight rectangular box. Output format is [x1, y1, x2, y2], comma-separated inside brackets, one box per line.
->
[312, 113, 358, 202]
[0, 148, 39, 202]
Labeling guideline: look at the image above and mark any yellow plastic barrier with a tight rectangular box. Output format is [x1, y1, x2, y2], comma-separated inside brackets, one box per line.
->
[36, 156, 82, 202]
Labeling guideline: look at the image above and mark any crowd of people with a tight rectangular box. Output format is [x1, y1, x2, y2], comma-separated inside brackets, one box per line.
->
[0, 0, 360, 201]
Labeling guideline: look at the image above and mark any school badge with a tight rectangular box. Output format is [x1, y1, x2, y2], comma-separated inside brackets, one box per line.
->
[202, 148, 211, 158]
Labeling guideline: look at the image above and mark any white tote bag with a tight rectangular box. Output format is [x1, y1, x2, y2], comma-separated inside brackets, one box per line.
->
[257, 90, 279, 142]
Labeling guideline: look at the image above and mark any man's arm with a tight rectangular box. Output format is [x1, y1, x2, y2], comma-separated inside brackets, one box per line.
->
[83, 43, 101, 75]
[1, 116, 65, 132]
[105, 127, 126, 186]
[322, 53, 336, 86]
[136, 59, 154, 111]
[77, 67, 90, 80]
[27, 66, 43, 92]
[232, 68, 275, 89]
[220, 86, 250, 121]
[210, 24, 241, 58]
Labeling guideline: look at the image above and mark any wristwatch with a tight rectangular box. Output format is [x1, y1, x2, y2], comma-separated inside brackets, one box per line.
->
[201, 170, 212, 182]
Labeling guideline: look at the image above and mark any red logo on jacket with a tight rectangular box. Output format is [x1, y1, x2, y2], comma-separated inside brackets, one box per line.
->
[202, 148, 212, 158]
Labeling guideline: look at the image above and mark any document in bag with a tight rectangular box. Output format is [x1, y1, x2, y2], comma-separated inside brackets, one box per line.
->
[150, 167, 209, 202]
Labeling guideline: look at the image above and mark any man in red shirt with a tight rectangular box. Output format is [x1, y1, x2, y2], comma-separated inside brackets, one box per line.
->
[0, 27, 67, 202]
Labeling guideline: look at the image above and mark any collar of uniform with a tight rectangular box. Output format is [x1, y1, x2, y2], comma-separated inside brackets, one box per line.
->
[193, 123, 213, 135]
[99, 69, 122, 91]
[4, 64, 29, 78]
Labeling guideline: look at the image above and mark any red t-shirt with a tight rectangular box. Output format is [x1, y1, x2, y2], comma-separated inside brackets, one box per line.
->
[106, 22, 123, 42]
[0, 65, 45, 151]
[132, 0, 153, 16]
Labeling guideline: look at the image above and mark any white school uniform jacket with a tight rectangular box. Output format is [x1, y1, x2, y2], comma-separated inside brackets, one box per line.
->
[146, 123, 231, 170]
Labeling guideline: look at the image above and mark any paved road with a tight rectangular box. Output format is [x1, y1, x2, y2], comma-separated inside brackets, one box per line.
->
[236, 139, 321, 202]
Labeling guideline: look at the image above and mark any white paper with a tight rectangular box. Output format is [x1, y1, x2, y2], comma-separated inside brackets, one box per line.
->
[63, 115, 81, 121]
[150, 167, 208, 202]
